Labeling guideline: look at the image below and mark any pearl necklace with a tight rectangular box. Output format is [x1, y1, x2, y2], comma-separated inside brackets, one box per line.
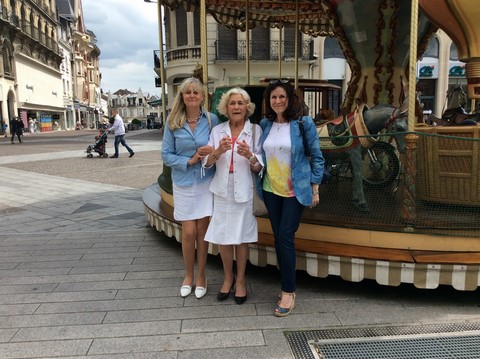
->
[186, 112, 201, 124]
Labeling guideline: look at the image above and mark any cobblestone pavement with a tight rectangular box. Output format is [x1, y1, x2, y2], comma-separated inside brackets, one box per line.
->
[0, 129, 479, 358]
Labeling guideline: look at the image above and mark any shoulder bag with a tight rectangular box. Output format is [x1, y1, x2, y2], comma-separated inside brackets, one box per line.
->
[251, 123, 268, 216]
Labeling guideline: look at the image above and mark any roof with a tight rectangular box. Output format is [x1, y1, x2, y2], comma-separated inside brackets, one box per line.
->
[57, 0, 75, 19]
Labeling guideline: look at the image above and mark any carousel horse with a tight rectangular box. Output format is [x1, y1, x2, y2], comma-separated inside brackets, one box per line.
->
[320, 98, 409, 212]
[425, 86, 479, 126]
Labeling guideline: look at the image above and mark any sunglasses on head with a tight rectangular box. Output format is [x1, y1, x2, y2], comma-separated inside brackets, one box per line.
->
[269, 78, 290, 85]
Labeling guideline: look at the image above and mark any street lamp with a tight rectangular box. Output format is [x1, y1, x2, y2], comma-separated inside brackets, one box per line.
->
[144, 0, 167, 123]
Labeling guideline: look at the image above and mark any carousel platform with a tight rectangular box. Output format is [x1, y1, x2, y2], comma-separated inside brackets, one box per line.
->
[143, 178, 480, 291]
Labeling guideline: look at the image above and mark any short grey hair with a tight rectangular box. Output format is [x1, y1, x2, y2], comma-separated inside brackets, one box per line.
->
[217, 87, 255, 119]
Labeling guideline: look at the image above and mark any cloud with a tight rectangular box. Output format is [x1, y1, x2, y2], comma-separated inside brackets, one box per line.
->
[83, 0, 161, 97]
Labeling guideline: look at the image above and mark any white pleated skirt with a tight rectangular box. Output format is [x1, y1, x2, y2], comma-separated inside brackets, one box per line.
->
[204, 174, 258, 245]
[173, 180, 213, 221]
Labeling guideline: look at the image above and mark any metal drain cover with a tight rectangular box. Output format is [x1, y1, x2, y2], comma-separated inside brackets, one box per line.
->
[286, 322, 480, 359]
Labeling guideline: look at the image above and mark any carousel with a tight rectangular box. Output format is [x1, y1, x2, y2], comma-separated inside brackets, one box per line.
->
[143, 0, 480, 291]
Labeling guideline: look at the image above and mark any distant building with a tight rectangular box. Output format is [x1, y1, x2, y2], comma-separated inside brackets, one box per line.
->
[0, 0, 63, 133]
[108, 88, 161, 128]
[57, 0, 101, 130]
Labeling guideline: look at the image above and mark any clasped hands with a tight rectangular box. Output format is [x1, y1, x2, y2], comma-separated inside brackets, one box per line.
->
[189, 145, 214, 165]
[218, 136, 251, 159]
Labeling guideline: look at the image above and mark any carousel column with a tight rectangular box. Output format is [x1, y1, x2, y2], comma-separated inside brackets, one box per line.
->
[401, 133, 418, 230]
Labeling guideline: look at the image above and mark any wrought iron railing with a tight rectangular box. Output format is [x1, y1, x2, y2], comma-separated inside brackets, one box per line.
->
[215, 40, 314, 61]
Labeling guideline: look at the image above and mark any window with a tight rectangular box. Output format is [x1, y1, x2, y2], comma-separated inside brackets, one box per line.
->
[450, 42, 459, 61]
[176, 7, 187, 46]
[283, 28, 301, 59]
[251, 27, 270, 60]
[423, 37, 439, 58]
[217, 26, 237, 60]
[324, 37, 344, 59]
[3, 45, 12, 76]
[193, 12, 200, 45]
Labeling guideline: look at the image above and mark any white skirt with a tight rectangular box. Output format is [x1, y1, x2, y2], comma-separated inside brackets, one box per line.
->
[204, 174, 258, 245]
[173, 180, 213, 221]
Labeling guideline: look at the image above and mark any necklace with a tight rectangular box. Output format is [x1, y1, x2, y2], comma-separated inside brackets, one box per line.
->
[186, 112, 201, 124]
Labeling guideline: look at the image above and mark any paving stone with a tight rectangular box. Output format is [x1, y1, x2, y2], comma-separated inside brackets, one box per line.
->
[36, 297, 183, 314]
[88, 330, 265, 355]
[0, 312, 106, 329]
[11, 321, 181, 342]
[0, 339, 92, 358]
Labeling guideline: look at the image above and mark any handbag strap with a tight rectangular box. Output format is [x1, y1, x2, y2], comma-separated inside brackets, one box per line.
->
[298, 117, 310, 157]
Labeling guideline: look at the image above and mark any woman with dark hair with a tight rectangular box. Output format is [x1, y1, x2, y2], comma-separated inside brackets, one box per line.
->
[258, 80, 324, 316]
[162, 77, 219, 299]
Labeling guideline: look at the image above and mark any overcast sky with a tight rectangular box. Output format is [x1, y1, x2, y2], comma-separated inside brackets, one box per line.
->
[82, 0, 161, 98]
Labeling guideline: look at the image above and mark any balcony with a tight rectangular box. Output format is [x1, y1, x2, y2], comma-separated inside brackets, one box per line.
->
[215, 40, 315, 61]
[163, 46, 201, 64]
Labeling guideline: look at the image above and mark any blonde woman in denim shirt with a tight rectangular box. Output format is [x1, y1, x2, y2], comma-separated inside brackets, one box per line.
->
[162, 77, 219, 299]
[258, 80, 324, 316]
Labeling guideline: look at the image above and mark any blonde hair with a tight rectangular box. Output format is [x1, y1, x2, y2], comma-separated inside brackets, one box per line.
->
[168, 77, 205, 130]
[217, 87, 255, 120]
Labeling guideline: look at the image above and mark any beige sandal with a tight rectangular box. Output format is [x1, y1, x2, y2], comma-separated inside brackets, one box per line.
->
[274, 292, 296, 317]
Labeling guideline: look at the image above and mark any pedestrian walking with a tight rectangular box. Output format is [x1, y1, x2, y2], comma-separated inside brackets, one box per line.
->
[108, 108, 134, 158]
[1, 120, 7, 137]
[10, 117, 24, 144]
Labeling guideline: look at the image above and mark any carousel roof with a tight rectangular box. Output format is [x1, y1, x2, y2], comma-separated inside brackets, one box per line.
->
[161, 0, 335, 36]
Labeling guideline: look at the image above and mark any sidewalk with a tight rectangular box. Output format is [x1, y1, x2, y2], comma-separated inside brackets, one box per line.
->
[0, 131, 479, 358]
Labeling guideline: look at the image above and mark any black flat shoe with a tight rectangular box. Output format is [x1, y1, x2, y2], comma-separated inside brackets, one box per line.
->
[234, 294, 247, 305]
[216, 290, 230, 301]
[216, 280, 235, 301]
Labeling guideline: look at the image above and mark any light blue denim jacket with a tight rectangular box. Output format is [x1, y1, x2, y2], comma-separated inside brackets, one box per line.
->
[257, 116, 324, 206]
[161, 110, 219, 186]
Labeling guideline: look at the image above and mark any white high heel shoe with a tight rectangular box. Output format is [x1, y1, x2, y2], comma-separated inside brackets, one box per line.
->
[180, 285, 192, 297]
[194, 282, 207, 299]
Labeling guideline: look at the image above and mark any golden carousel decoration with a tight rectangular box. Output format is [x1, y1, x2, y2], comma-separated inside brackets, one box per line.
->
[144, 0, 480, 291]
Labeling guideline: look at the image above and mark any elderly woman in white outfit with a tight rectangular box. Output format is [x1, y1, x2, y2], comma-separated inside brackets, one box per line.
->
[203, 87, 263, 305]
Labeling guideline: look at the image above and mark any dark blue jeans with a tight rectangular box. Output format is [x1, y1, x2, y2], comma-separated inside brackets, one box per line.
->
[114, 135, 133, 156]
[263, 190, 305, 293]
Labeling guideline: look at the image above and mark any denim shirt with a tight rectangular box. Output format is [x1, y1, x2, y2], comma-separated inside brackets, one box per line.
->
[161, 110, 219, 186]
[257, 116, 324, 206]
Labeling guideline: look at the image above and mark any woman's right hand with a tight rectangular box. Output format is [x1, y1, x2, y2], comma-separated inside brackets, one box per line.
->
[218, 136, 232, 154]
[188, 151, 202, 166]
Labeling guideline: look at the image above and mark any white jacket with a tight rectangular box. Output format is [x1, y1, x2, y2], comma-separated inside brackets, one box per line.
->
[110, 114, 126, 136]
[204, 120, 263, 202]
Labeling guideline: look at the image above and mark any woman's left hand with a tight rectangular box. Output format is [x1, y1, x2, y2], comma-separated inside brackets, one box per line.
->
[236, 139, 250, 158]
[310, 193, 320, 208]
[197, 145, 214, 157]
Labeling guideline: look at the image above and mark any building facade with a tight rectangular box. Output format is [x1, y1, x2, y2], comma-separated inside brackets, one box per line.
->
[160, 7, 319, 111]
[57, 0, 101, 130]
[0, 0, 63, 133]
[108, 88, 161, 128]
[0, 0, 100, 135]
[159, 9, 467, 120]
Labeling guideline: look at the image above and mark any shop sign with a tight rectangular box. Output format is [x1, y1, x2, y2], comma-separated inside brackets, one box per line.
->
[449, 61, 466, 77]
[417, 62, 438, 78]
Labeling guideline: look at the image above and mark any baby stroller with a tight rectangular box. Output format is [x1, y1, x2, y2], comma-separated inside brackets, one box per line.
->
[86, 130, 108, 158]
